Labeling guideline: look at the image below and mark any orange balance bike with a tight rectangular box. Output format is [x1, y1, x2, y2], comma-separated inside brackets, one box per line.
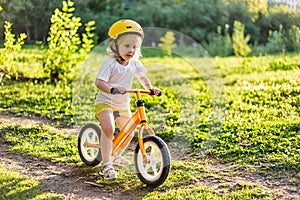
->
[78, 89, 171, 187]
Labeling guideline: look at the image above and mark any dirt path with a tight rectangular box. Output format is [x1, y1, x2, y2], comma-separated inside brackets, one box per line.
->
[0, 112, 131, 200]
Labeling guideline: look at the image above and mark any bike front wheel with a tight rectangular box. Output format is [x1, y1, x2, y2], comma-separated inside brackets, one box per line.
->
[78, 122, 102, 166]
[134, 135, 171, 187]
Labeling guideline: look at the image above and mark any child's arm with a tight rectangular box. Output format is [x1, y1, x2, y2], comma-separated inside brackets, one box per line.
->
[139, 76, 152, 90]
[95, 78, 126, 94]
[139, 76, 161, 96]
[95, 78, 112, 93]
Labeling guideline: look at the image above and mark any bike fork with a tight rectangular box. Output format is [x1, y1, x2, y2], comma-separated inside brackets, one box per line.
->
[138, 124, 155, 163]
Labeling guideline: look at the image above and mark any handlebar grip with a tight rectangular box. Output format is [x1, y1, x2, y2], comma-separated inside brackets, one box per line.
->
[149, 89, 155, 96]
[149, 89, 162, 96]
[110, 88, 120, 94]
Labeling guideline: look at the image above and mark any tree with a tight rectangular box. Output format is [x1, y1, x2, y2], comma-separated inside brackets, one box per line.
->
[225, 1, 259, 43]
[268, 5, 296, 31]
[226, 0, 268, 21]
[0, 0, 60, 41]
[244, 0, 268, 21]
[232, 20, 251, 57]
[124, 0, 228, 43]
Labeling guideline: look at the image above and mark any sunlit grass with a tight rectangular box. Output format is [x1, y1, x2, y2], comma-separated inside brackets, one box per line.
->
[0, 124, 79, 163]
[0, 50, 299, 199]
[0, 166, 59, 200]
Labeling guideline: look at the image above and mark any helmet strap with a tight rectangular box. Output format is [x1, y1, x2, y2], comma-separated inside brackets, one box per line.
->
[111, 39, 126, 62]
[119, 56, 125, 62]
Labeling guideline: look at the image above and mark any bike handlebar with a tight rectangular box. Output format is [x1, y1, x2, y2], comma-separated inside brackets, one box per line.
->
[111, 88, 162, 96]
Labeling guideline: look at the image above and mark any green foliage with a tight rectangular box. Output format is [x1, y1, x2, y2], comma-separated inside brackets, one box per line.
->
[80, 20, 96, 55]
[0, 1, 60, 41]
[141, 86, 182, 140]
[1, 0, 300, 56]
[0, 21, 27, 78]
[245, 0, 269, 21]
[265, 25, 286, 54]
[251, 24, 300, 55]
[203, 25, 233, 57]
[44, 0, 95, 82]
[286, 25, 300, 52]
[158, 31, 176, 56]
[232, 20, 251, 57]
[3, 21, 27, 51]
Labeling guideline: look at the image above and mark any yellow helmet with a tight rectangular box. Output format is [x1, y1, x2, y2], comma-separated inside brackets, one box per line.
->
[108, 19, 144, 40]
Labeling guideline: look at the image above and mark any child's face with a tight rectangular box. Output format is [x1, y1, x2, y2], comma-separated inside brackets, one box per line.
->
[118, 34, 141, 62]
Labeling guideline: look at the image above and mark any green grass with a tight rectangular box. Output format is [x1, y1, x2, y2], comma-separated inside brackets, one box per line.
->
[1, 52, 299, 170]
[210, 55, 300, 172]
[0, 122, 294, 199]
[0, 166, 59, 200]
[0, 80, 73, 125]
[0, 49, 299, 199]
[0, 124, 79, 163]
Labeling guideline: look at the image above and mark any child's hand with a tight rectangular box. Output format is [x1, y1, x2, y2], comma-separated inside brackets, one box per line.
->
[110, 86, 127, 94]
[150, 88, 162, 96]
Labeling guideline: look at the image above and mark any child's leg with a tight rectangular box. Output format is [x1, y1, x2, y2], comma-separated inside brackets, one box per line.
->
[115, 116, 130, 130]
[97, 110, 115, 164]
[113, 116, 132, 166]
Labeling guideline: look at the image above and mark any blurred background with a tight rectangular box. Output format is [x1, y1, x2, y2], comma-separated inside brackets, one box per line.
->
[0, 0, 300, 56]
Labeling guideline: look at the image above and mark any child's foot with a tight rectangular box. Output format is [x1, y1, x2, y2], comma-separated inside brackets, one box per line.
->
[103, 162, 117, 180]
[113, 155, 131, 166]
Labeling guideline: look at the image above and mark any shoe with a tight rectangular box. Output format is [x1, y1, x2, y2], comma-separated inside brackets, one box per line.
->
[112, 155, 131, 166]
[103, 162, 117, 180]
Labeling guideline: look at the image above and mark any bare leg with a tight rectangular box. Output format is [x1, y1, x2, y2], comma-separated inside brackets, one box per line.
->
[97, 110, 115, 164]
[113, 116, 132, 165]
[116, 116, 130, 130]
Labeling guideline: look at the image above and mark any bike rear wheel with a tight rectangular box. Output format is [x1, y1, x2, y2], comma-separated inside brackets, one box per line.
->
[134, 135, 171, 187]
[78, 123, 102, 166]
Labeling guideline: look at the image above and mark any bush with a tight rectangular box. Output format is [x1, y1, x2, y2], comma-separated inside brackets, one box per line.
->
[158, 31, 176, 57]
[265, 25, 286, 54]
[43, 0, 95, 82]
[0, 21, 27, 78]
[203, 25, 233, 57]
[286, 25, 300, 52]
[232, 20, 251, 57]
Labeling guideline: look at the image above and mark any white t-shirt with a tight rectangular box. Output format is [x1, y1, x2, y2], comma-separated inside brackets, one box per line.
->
[94, 56, 147, 110]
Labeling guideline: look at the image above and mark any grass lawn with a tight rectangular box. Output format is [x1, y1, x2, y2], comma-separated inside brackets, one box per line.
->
[0, 49, 299, 199]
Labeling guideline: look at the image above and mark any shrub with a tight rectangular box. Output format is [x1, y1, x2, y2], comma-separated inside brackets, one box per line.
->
[232, 20, 251, 57]
[286, 25, 300, 52]
[265, 25, 286, 54]
[203, 25, 233, 57]
[0, 21, 27, 78]
[43, 0, 95, 82]
[158, 31, 176, 56]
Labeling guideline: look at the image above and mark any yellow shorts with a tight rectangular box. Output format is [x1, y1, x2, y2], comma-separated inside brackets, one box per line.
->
[95, 104, 132, 118]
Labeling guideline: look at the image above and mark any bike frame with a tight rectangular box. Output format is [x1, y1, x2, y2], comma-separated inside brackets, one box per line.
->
[113, 89, 155, 161]
[85, 89, 155, 161]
